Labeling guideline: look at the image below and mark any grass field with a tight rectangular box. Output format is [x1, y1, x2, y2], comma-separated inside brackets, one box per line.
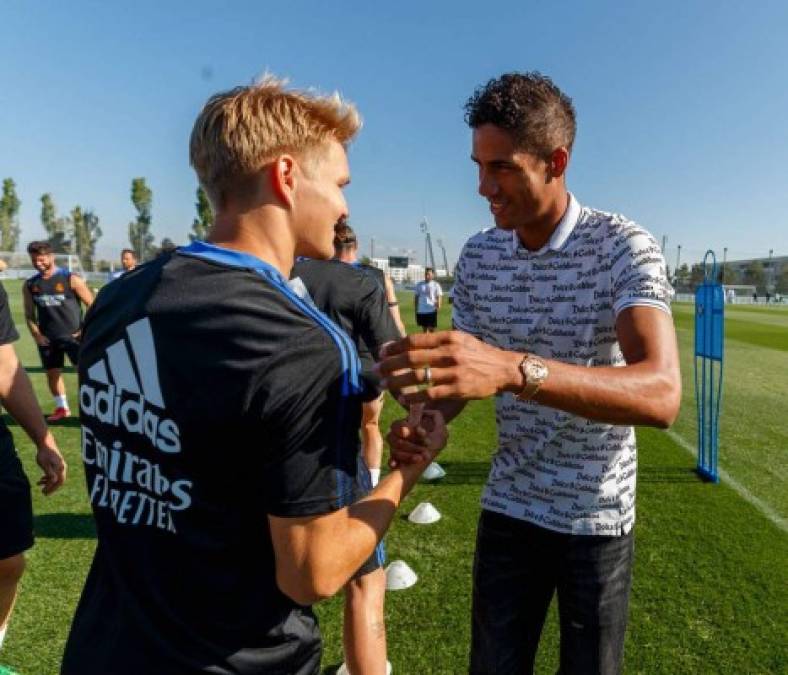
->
[1, 281, 786, 674]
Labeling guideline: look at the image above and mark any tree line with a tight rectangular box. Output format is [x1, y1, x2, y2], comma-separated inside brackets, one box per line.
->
[672, 260, 788, 295]
[10, 179, 785, 292]
[0, 177, 213, 270]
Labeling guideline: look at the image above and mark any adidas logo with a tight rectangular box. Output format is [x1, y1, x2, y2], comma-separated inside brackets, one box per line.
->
[80, 317, 181, 453]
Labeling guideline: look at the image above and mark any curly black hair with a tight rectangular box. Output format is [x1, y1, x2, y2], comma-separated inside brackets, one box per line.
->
[464, 72, 576, 158]
[27, 240, 53, 255]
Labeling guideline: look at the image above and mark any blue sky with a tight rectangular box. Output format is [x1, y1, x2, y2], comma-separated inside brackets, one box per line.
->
[2, 1, 787, 268]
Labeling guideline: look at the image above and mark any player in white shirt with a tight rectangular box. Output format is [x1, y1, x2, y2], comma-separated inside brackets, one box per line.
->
[414, 268, 442, 332]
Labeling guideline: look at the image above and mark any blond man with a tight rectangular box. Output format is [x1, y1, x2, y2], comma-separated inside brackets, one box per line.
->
[62, 77, 445, 675]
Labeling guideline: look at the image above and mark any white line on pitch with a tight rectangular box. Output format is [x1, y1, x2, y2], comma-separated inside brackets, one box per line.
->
[664, 429, 788, 534]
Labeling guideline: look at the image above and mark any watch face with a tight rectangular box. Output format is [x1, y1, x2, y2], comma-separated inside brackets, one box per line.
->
[526, 360, 547, 382]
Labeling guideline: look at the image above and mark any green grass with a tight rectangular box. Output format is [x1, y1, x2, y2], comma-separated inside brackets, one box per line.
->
[1, 283, 786, 674]
[673, 303, 788, 352]
[671, 303, 788, 517]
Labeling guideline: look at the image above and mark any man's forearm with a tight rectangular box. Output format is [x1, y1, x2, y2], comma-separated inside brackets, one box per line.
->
[493, 349, 680, 428]
[378, 310, 681, 429]
[271, 461, 427, 605]
[392, 308, 406, 337]
[23, 289, 40, 339]
[25, 317, 41, 339]
[0, 356, 50, 447]
[332, 462, 424, 578]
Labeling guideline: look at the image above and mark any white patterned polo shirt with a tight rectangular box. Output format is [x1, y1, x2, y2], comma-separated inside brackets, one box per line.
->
[453, 193, 673, 536]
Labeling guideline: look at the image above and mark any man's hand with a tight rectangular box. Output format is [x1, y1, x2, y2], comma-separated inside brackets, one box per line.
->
[387, 408, 448, 467]
[33, 333, 50, 347]
[378, 331, 522, 405]
[35, 434, 67, 495]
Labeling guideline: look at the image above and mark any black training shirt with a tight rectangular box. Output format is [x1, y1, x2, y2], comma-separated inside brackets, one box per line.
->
[25, 268, 82, 339]
[63, 242, 367, 675]
[293, 259, 399, 395]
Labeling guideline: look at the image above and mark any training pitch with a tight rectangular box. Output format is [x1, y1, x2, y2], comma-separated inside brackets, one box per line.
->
[1, 282, 786, 674]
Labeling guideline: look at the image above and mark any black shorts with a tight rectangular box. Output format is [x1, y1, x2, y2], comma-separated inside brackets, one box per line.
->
[0, 432, 34, 560]
[38, 336, 80, 370]
[416, 311, 438, 329]
[358, 352, 384, 401]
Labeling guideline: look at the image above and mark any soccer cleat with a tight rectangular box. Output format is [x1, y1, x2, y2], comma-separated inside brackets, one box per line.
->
[46, 407, 71, 423]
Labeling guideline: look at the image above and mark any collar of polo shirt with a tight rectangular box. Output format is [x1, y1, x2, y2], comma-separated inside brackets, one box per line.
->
[511, 192, 582, 258]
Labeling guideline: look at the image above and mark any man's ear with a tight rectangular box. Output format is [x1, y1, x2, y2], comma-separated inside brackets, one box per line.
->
[270, 155, 297, 208]
[548, 147, 570, 179]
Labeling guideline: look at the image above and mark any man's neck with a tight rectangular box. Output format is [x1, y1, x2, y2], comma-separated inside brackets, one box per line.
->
[514, 190, 570, 252]
[40, 266, 56, 279]
[336, 251, 357, 264]
[208, 208, 295, 277]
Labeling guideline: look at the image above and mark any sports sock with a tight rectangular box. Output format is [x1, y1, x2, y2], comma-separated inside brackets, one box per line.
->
[54, 395, 69, 410]
[369, 468, 381, 487]
[0, 624, 7, 650]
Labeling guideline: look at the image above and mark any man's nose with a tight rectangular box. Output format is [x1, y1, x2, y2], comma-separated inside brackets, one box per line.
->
[478, 174, 499, 198]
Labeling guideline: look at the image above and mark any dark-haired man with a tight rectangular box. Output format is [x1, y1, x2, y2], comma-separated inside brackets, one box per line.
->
[23, 241, 93, 422]
[380, 72, 681, 674]
[109, 249, 137, 280]
[294, 220, 403, 675]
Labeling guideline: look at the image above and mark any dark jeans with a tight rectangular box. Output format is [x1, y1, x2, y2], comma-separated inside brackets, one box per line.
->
[470, 510, 634, 675]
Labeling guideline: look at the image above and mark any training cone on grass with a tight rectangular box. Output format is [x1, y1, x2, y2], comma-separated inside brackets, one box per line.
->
[420, 462, 446, 481]
[408, 501, 441, 524]
[385, 560, 418, 590]
[337, 660, 392, 675]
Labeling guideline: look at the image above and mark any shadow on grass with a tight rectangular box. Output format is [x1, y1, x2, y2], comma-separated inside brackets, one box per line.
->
[638, 465, 699, 483]
[34, 513, 96, 539]
[427, 461, 490, 485]
[322, 665, 341, 675]
[417, 461, 701, 487]
[23, 366, 78, 374]
[2, 413, 82, 429]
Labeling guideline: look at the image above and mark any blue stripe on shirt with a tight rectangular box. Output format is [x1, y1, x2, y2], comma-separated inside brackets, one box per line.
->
[177, 240, 362, 507]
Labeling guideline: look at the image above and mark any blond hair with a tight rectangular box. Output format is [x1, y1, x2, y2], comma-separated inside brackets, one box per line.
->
[189, 75, 361, 205]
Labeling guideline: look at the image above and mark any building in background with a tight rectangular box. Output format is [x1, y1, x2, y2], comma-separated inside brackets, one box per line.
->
[370, 257, 447, 285]
[724, 255, 787, 293]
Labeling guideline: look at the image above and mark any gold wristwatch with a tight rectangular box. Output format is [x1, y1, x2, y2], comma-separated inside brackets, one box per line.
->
[516, 355, 549, 401]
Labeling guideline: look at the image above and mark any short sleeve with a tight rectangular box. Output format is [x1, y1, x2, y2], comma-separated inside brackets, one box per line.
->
[0, 284, 19, 345]
[434, 282, 443, 297]
[451, 243, 482, 337]
[253, 332, 363, 518]
[610, 226, 674, 317]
